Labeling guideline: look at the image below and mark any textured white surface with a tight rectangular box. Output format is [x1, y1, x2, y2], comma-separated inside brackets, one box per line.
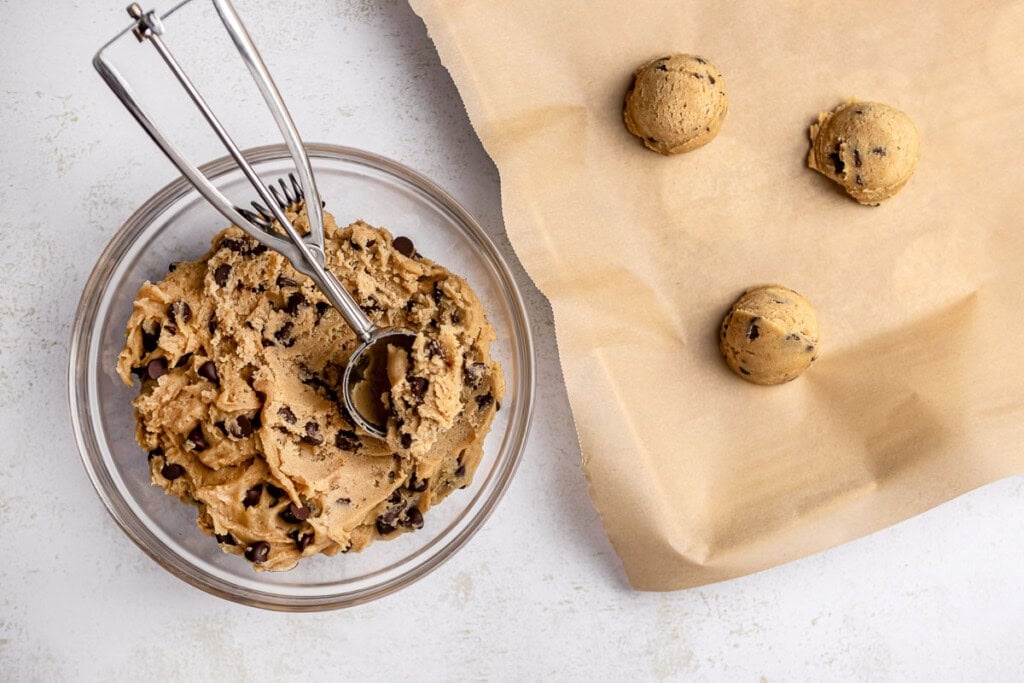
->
[0, 1, 1022, 679]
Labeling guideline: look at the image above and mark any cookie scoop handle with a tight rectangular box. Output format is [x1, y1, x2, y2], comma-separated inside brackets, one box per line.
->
[97, 1, 377, 346]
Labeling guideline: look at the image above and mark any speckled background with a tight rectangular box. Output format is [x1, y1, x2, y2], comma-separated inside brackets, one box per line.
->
[0, 1, 1021, 679]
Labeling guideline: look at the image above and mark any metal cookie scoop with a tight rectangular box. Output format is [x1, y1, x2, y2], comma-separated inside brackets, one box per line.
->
[94, 0, 414, 439]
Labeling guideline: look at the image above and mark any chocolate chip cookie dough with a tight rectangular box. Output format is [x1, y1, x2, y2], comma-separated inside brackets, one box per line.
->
[117, 209, 504, 571]
[720, 285, 820, 385]
[808, 100, 920, 205]
[624, 53, 728, 155]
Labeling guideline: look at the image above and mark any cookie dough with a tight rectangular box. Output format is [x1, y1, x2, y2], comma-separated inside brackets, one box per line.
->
[808, 100, 920, 205]
[719, 285, 820, 385]
[624, 53, 728, 155]
[117, 209, 504, 571]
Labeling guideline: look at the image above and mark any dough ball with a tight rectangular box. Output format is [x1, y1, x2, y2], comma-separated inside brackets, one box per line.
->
[808, 100, 920, 205]
[719, 285, 820, 385]
[624, 53, 728, 155]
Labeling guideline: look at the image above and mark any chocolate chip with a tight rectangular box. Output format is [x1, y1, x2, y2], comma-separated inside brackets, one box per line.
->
[427, 339, 444, 360]
[454, 463, 466, 478]
[476, 393, 494, 410]
[747, 318, 761, 341]
[376, 510, 400, 535]
[408, 376, 429, 397]
[855, 174, 864, 186]
[301, 421, 323, 446]
[167, 301, 192, 324]
[450, 309, 461, 324]
[280, 502, 310, 524]
[432, 283, 444, 305]
[278, 406, 297, 424]
[242, 485, 263, 509]
[854, 149, 863, 168]
[185, 425, 208, 451]
[221, 238, 245, 253]
[401, 507, 424, 529]
[244, 541, 270, 563]
[274, 322, 294, 345]
[266, 483, 286, 501]
[388, 489, 404, 504]
[393, 236, 415, 258]
[284, 293, 306, 316]
[314, 302, 330, 321]
[359, 299, 383, 316]
[828, 151, 845, 175]
[349, 239, 362, 251]
[226, 415, 253, 439]
[160, 463, 185, 480]
[708, 74, 716, 85]
[141, 323, 160, 353]
[465, 362, 487, 388]
[163, 324, 177, 336]
[399, 433, 412, 449]
[168, 262, 180, 272]
[261, 339, 274, 348]
[366, 239, 376, 248]
[335, 429, 360, 451]
[695, 56, 706, 64]
[174, 352, 192, 369]
[872, 146, 887, 157]
[656, 63, 668, 72]
[288, 530, 314, 551]
[197, 360, 219, 384]
[147, 448, 163, 461]
[145, 357, 168, 380]
[215, 532, 237, 545]
[276, 274, 298, 288]
[408, 472, 428, 493]
[213, 263, 231, 287]
[207, 315, 218, 335]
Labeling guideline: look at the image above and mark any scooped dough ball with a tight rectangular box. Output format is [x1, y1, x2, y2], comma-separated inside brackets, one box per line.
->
[624, 53, 728, 155]
[719, 285, 820, 385]
[808, 100, 920, 205]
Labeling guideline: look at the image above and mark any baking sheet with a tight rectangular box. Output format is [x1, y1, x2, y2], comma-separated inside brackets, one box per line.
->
[410, 0, 1024, 589]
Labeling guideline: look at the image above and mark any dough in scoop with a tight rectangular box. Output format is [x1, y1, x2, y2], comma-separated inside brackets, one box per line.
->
[624, 53, 728, 155]
[808, 100, 920, 205]
[719, 285, 820, 385]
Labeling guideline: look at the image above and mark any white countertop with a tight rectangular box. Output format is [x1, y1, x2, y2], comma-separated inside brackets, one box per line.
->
[1, 1, 1022, 679]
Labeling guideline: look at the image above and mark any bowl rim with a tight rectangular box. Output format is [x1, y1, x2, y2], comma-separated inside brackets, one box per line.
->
[68, 143, 535, 611]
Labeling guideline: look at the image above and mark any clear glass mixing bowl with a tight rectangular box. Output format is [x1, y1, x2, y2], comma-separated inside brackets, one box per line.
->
[68, 144, 534, 610]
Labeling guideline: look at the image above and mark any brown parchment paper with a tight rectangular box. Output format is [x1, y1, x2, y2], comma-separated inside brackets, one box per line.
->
[409, 0, 1024, 590]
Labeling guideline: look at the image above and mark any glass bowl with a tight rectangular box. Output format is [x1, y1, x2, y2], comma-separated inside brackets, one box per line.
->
[68, 144, 534, 610]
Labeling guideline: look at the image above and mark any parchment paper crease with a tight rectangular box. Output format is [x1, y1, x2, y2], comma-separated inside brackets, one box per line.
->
[409, 0, 1024, 590]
